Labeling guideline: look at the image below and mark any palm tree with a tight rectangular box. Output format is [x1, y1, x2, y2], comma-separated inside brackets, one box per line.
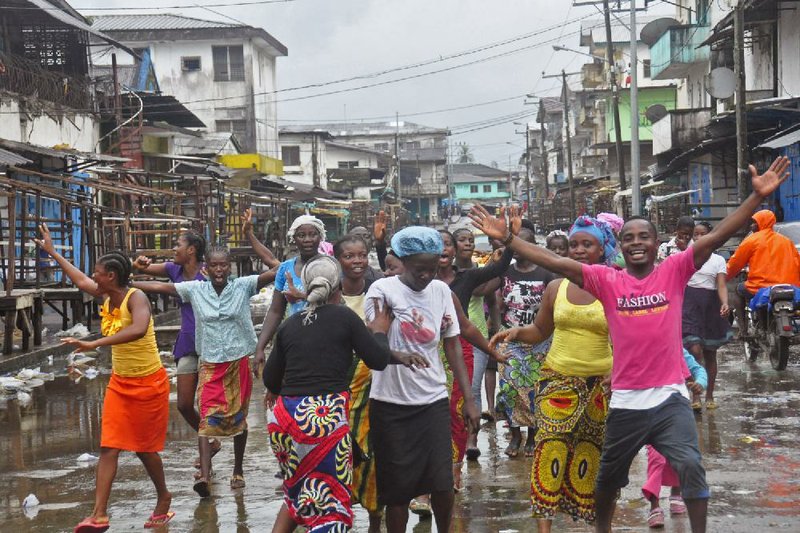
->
[456, 143, 475, 164]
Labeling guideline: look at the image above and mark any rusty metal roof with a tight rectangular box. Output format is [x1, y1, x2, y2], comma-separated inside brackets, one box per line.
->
[90, 14, 237, 31]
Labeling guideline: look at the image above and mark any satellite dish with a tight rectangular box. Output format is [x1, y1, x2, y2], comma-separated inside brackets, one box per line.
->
[640, 17, 681, 46]
[706, 67, 735, 99]
[645, 104, 668, 123]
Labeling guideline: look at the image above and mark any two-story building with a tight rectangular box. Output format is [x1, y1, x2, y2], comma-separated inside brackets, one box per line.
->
[279, 121, 449, 222]
[450, 164, 511, 208]
[89, 14, 287, 169]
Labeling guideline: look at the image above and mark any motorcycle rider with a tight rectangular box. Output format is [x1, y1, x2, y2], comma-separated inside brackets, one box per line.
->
[726, 209, 800, 335]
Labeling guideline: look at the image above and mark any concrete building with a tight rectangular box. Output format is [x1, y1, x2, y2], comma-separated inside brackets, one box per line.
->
[0, 1, 136, 152]
[89, 14, 287, 163]
[280, 121, 449, 222]
[450, 164, 511, 206]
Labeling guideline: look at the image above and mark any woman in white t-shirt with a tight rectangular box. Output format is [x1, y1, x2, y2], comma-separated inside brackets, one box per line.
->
[682, 221, 732, 410]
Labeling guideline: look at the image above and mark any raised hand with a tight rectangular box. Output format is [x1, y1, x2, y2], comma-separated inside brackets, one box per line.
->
[469, 205, 509, 241]
[509, 205, 523, 236]
[751, 156, 790, 198]
[32, 223, 56, 255]
[132, 255, 152, 271]
[373, 210, 387, 242]
[242, 208, 253, 235]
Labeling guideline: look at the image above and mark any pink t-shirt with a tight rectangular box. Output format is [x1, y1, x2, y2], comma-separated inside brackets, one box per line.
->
[581, 249, 696, 390]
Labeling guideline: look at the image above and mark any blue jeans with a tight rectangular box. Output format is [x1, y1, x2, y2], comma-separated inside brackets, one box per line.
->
[595, 393, 709, 500]
[471, 346, 489, 412]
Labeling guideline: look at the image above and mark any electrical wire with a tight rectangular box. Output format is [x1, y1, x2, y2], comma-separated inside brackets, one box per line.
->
[0, 0, 296, 10]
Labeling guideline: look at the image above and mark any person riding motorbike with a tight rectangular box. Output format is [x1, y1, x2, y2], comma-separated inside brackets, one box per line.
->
[726, 209, 800, 335]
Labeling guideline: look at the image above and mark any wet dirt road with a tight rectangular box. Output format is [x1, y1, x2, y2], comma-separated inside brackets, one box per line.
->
[1, 342, 799, 532]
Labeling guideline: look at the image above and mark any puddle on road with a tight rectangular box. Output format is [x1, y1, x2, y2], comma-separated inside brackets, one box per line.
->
[0, 346, 799, 531]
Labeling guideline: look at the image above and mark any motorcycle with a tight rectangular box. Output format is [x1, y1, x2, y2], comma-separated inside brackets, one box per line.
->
[744, 284, 800, 370]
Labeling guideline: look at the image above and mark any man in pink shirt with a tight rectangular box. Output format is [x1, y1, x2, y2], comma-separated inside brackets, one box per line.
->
[470, 156, 790, 533]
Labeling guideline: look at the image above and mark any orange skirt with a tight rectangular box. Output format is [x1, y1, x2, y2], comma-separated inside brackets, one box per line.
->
[101, 367, 170, 452]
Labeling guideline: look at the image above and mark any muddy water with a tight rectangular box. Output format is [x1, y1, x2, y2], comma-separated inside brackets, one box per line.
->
[1, 343, 799, 532]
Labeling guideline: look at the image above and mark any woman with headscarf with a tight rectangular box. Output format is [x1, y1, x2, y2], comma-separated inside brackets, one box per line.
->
[365, 226, 480, 533]
[490, 216, 616, 531]
[254, 213, 326, 372]
[264, 255, 426, 533]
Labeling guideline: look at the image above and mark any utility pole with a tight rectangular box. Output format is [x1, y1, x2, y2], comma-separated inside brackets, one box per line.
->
[311, 134, 319, 188]
[540, 121, 550, 226]
[394, 112, 402, 206]
[562, 70, 577, 221]
[525, 126, 533, 220]
[603, 0, 627, 199]
[630, 0, 641, 215]
[734, 0, 748, 203]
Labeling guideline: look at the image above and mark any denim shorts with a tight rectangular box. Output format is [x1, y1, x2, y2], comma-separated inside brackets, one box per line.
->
[595, 393, 709, 500]
[175, 353, 199, 375]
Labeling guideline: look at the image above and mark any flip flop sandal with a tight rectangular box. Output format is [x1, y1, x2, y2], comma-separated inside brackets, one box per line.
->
[144, 511, 175, 529]
[691, 401, 702, 412]
[465, 447, 481, 461]
[480, 411, 495, 422]
[409, 498, 432, 517]
[705, 400, 717, 410]
[647, 507, 665, 528]
[230, 474, 246, 489]
[193, 478, 211, 498]
[194, 467, 215, 481]
[74, 516, 110, 533]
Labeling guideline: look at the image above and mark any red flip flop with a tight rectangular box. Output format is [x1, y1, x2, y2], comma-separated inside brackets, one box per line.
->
[144, 511, 175, 528]
[74, 516, 110, 533]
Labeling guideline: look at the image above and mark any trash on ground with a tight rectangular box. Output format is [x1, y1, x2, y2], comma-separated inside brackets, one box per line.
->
[83, 368, 99, 379]
[738, 435, 760, 444]
[55, 323, 90, 338]
[77, 453, 98, 462]
[22, 494, 39, 508]
[16, 391, 32, 407]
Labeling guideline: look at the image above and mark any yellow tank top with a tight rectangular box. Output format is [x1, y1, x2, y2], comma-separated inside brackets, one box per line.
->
[545, 280, 612, 377]
[342, 293, 366, 320]
[101, 288, 162, 377]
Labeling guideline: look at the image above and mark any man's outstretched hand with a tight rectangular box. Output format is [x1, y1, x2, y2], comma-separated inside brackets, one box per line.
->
[751, 156, 790, 198]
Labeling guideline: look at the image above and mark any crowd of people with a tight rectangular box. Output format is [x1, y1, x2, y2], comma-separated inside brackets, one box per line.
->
[31, 156, 796, 533]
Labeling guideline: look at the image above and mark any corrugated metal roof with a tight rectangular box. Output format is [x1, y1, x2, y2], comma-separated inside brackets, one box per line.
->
[91, 14, 238, 32]
[0, 148, 32, 167]
[281, 121, 449, 137]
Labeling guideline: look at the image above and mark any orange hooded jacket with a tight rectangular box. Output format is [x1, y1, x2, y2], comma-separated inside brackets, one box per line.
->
[727, 210, 800, 293]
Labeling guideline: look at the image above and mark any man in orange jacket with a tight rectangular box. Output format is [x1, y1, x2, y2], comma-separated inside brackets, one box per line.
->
[727, 209, 800, 333]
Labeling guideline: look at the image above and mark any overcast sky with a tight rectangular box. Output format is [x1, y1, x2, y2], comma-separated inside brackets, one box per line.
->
[78, 0, 670, 168]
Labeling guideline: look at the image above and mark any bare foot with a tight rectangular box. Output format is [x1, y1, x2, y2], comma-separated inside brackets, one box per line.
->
[153, 491, 172, 516]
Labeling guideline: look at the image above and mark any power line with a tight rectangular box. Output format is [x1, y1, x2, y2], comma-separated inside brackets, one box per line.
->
[0, 0, 296, 10]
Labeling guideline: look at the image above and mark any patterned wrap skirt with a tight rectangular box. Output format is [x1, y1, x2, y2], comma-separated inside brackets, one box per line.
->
[347, 359, 380, 514]
[268, 392, 353, 531]
[101, 367, 169, 452]
[496, 339, 551, 427]
[531, 367, 609, 523]
[196, 357, 253, 438]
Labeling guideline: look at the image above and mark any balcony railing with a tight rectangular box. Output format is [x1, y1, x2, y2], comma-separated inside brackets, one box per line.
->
[0, 52, 92, 110]
[650, 24, 710, 80]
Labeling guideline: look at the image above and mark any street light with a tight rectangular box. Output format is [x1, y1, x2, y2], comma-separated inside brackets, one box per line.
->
[552, 45, 608, 63]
